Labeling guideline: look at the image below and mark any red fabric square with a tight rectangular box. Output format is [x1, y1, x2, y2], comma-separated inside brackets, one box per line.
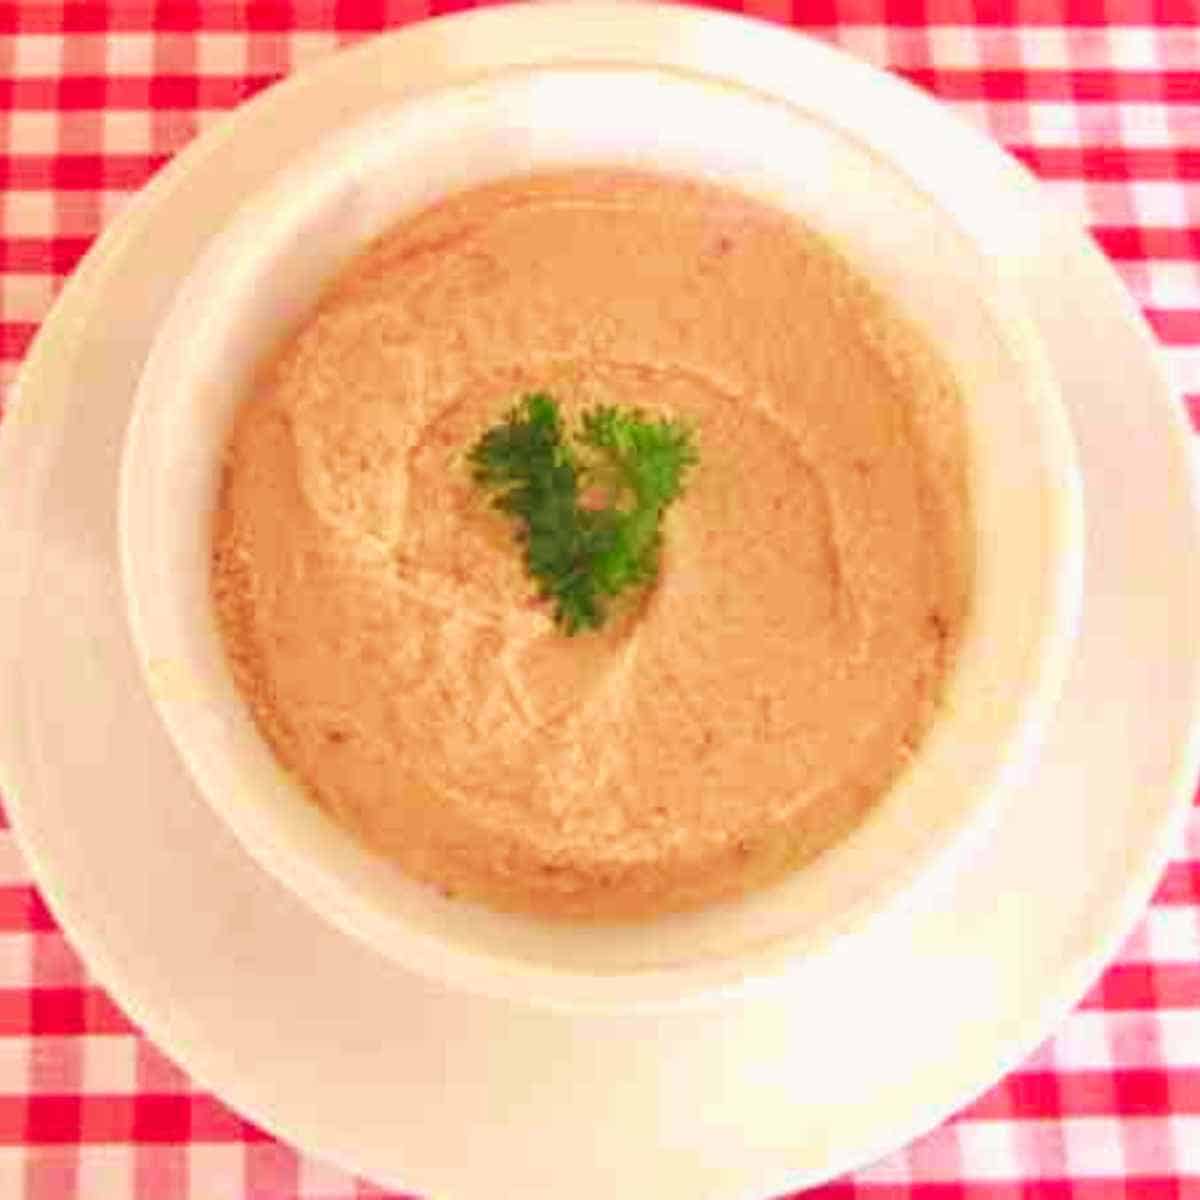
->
[24, 1096, 81, 1144]
[29, 990, 84, 1037]
[131, 1094, 191, 1144]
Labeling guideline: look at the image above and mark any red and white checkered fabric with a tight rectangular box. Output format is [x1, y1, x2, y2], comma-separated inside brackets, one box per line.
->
[1, 2, 1198, 1197]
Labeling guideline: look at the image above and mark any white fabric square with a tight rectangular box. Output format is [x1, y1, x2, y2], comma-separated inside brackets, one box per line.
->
[0, 934, 33, 989]
[1167, 1116, 1200, 1172]
[928, 26, 982, 68]
[1156, 1009, 1200, 1065]
[11, 34, 63, 78]
[187, 1144, 245, 1196]
[1130, 181, 1192, 227]
[0, 1038, 31, 1091]
[1143, 905, 1200, 961]
[195, 33, 249, 76]
[80, 1035, 139, 1095]
[1018, 27, 1072, 70]
[102, 111, 153, 155]
[1062, 1116, 1127, 1176]
[5, 112, 59, 155]
[104, 33, 155, 74]
[1119, 104, 1175, 149]
[1029, 102, 1083, 145]
[949, 1120, 1021, 1181]
[1105, 27, 1163, 71]
[2, 191, 56, 239]
[0, 1149, 27, 1199]
[1047, 1011, 1116, 1071]
[76, 1145, 135, 1199]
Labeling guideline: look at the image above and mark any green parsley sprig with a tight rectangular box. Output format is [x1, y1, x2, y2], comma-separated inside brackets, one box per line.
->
[468, 393, 697, 634]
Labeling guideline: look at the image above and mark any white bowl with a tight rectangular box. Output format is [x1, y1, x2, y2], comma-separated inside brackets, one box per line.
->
[119, 65, 1083, 1012]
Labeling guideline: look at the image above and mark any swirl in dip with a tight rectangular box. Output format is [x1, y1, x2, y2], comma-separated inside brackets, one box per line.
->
[211, 169, 971, 919]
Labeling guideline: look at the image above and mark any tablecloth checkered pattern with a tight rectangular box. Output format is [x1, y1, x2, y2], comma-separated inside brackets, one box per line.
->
[1, 2, 1198, 1197]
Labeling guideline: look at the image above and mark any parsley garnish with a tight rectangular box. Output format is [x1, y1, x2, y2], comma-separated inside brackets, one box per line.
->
[468, 393, 698, 633]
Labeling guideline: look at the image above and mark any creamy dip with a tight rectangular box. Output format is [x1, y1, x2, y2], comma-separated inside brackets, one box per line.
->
[212, 169, 971, 919]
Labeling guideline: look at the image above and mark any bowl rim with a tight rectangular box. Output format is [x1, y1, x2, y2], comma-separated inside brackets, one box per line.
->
[118, 60, 1085, 1013]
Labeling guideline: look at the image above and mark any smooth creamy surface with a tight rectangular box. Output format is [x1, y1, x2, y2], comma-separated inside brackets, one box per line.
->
[212, 170, 970, 919]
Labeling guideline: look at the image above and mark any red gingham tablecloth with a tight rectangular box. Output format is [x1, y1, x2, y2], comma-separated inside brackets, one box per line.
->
[1, 2, 1199, 1197]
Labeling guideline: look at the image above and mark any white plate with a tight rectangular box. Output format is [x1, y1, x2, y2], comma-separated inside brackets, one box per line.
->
[1, 7, 1198, 1198]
